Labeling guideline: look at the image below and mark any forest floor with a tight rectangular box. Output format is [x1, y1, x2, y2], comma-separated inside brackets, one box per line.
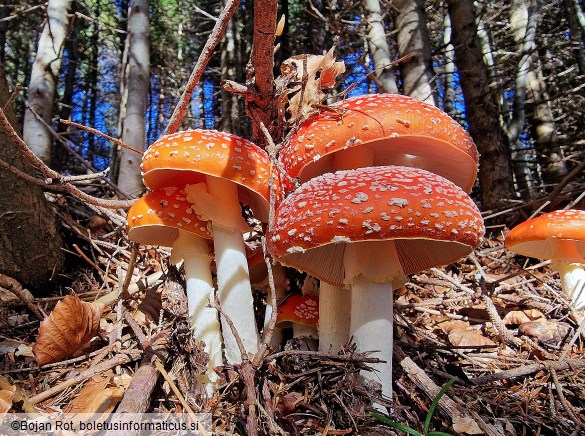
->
[0, 181, 584, 435]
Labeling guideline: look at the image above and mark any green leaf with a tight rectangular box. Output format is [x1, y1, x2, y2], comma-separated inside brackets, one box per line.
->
[423, 376, 458, 435]
[371, 412, 422, 436]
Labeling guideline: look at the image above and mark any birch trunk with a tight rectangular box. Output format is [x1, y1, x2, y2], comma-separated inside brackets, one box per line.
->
[512, 0, 568, 186]
[364, 0, 398, 94]
[392, 0, 437, 105]
[116, 0, 150, 197]
[22, 0, 73, 165]
[442, 13, 456, 114]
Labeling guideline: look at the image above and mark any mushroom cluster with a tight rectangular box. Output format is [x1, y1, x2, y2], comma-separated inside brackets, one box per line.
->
[125, 93, 485, 406]
[268, 93, 485, 404]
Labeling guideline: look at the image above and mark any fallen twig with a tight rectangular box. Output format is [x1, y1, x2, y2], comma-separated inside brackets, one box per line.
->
[28, 352, 141, 404]
[471, 359, 585, 386]
[0, 274, 43, 321]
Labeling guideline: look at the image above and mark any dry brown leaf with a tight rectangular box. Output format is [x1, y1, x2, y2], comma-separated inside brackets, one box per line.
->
[438, 319, 469, 334]
[33, 295, 104, 365]
[452, 410, 482, 434]
[448, 328, 497, 349]
[279, 46, 345, 123]
[518, 320, 572, 344]
[0, 385, 15, 414]
[503, 309, 545, 325]
[64, 373, 122, 415]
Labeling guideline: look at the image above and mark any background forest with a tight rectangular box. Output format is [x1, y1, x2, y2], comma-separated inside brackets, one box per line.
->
[0, 0, 584, 434]
[2, 0, 584, 205]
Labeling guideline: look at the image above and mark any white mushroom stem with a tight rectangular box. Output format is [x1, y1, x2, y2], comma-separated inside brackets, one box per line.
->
[171, 230, 222, 395]
[552, 261, 585, 310]
[318, 282, 351, 353]
[186, 178, 259, 364]
[345, 240, 407, 404]
[314, 147, 373, 354]
[551, 238, 585, 311]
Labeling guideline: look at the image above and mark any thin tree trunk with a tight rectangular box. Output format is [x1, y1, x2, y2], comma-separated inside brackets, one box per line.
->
[364, 0, 398, 94]
[116, 0, 150, 197]
[447, 0, 515, 208]
[22, 0, 73, 165]
[54, 5, 79, 172]
[86, 2, 100, 166]
[508, 0, 540, 198]
[0, 62, 64, 288]
[475, 0, 510, 120]
[220, 17, 241, 135]
[392, 0, 437, 105]
[442, 13, 456, 114]
[564, 0, 585, 76]
[510, 0, 567, 195]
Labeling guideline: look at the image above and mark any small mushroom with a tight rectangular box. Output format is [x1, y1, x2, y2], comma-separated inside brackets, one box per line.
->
[505, 209, 585, 311]
[142, 129, 283, 364]
[268, 166, 484, 401]
[277, 294, 319, 350]
[126, 186, 222, 394]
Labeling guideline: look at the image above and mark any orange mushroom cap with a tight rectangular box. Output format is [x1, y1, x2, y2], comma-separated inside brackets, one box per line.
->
[268, 166, 484, 286]
[127, 186, 211, 247]
[505, 209, 585, 262]
[279, 94, 479, 193]
[141, 129, 283, 221]
[276, 294, 319, 329]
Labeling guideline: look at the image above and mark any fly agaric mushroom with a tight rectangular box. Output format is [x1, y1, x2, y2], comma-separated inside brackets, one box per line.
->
[279, 93, 479, 193]
[268, 166, 484, 401]
[142, 129, 281, 364]
[126, 186, 222, 394]
[278, 93, 479, 355]
[276, 294, 319, 350]
[505, 209, 585, 311]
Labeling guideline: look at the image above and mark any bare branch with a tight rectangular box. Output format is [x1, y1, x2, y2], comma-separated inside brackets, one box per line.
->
[61, 119, 143, 155]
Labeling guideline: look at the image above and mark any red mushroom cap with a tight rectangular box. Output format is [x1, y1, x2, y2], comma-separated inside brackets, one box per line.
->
[268, 166, 484, 286]
[127, 186, 211, 247]
[505, 209, 585, 261]
[276, 294, 319, 328]
[141, 129, 282, 221]
[279, 94, 479, 192]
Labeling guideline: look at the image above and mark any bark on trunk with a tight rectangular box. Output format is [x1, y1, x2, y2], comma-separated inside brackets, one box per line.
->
[0, 62, 64, 288]
[220, 18, 242, 135]
[392, 0, 437, 105]
[22, 0, 73, 165]
[116, 0, 150, 197]
[511, 0, 568, 186]
[447, 0, 515, 208]
[364, 0, 399, 94]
